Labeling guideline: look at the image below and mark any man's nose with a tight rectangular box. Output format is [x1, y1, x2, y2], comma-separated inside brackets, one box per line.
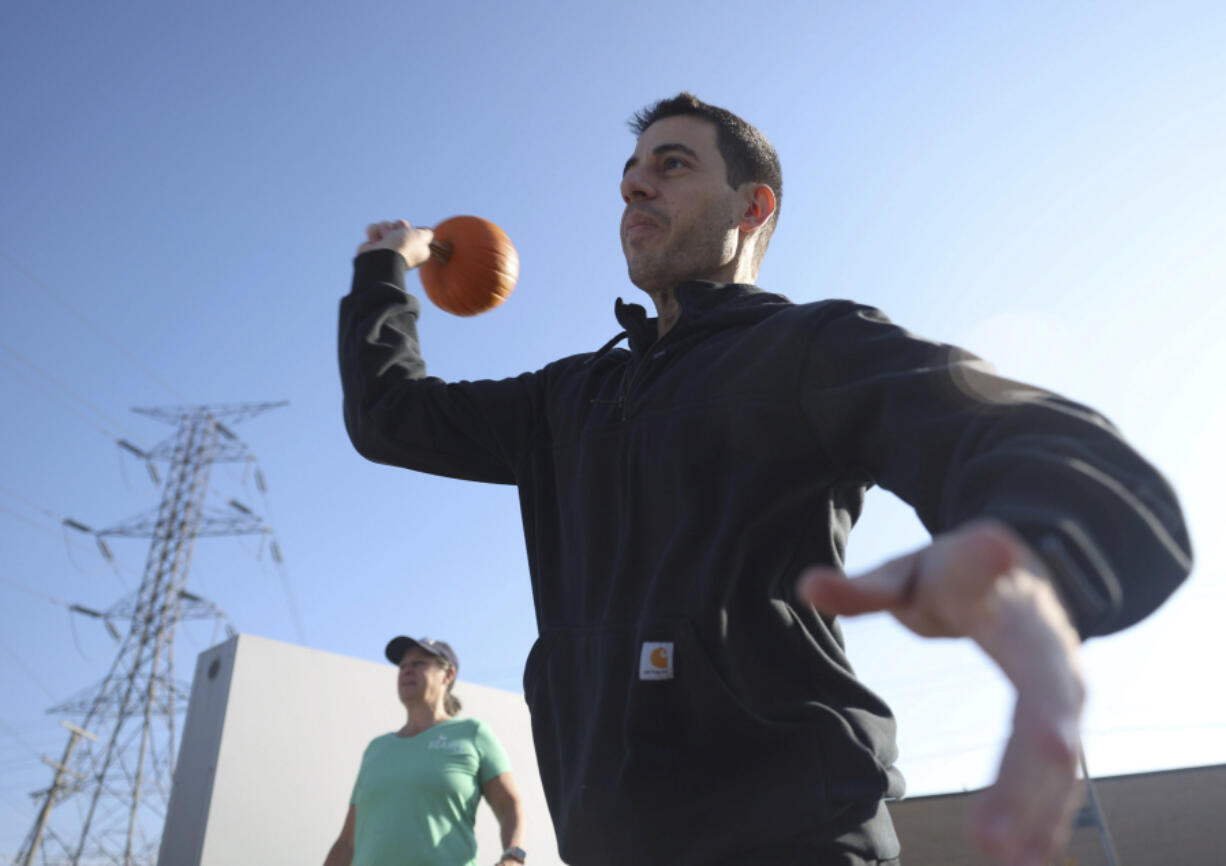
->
[620, 167, 655, 203]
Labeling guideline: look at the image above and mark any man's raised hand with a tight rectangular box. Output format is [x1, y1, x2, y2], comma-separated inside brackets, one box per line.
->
[357, 219, 434, 269]
[796, 520, 1085, 866]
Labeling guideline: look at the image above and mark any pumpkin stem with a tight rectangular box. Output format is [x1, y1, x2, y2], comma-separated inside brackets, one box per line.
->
[428, 240, 453, 264]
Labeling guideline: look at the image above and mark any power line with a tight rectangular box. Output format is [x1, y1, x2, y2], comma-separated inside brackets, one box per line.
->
[1085, 720, 1226, 737]
[0, 353, 124, 443]
[0, 503, 59, 536]
[0, 349, 169, 494]
[3, 476, 270, 576]
[0, 486, 64, 524]
[900, 737, 1007, 764]
[201, 462, 306, 641]
[0, 506, 132, 592]
[0, 735, 68, 761]
[0, 719, 45, 763]
[0, 579, 72, 618]
[0, 343, 138, 442]
[0, 574, 112, 618]
[1080, 749, 1122, 866]
[0, 249, 186, 401]
[897, 718, 1226, 767]
[243, 457, 306, 642]
[270, 536, 306, 643]
[2, 789, 36, 817]
[3, 470, 303, 628]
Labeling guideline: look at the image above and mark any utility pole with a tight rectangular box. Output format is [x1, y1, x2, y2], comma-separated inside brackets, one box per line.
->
[16, 401, 284, 865]
[17, 721, 98, 866]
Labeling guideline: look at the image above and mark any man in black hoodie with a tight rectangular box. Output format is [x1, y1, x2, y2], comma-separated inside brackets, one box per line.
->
[339, 93, 1191, 866]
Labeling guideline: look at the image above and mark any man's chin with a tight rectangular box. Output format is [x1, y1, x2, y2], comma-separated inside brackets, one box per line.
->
[627, 272, 662, 294]
[626, 259, 669, 294]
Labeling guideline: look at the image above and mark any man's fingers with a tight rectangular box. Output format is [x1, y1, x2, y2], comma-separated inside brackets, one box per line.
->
[356, 220, 436, 265]
[796, 553, 917, 617]
[364, 220, 414, 241]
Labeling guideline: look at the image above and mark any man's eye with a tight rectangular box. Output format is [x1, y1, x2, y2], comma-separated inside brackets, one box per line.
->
[662, 157, 687, 170]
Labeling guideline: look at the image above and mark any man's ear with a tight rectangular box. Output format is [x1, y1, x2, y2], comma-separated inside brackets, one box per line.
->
[738, 183, 777, 232]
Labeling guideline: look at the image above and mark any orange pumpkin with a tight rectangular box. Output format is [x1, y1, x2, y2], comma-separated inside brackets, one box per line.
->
[418, 216, 519, 316]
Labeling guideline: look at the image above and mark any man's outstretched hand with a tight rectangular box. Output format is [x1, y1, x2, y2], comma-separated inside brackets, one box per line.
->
[357, 219, 434, 269]
[797, 520, 1085, 866]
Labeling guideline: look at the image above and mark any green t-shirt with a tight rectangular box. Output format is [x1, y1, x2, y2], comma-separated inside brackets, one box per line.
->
[349, 717, 511, 866]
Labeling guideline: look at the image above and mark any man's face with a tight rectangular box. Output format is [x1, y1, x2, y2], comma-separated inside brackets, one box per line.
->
[620, 115, 744, 293]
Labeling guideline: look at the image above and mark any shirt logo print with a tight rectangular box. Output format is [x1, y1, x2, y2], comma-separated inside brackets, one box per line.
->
[428, 734, 466, 752]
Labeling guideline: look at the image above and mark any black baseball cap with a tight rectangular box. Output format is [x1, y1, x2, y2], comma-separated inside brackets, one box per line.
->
[385, 636, 459, 672]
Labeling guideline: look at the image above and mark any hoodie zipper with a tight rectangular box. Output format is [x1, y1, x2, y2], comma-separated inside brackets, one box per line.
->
[618, 338, 676, 420]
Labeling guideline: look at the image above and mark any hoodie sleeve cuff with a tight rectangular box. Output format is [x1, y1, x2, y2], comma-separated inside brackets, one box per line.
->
[1016, 523, 1121, 639]
[351, 248, 409, 295]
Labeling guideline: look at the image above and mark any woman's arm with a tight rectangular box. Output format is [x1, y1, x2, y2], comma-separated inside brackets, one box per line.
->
[482, 772, 525, 864]
[322, 804, 356, 866]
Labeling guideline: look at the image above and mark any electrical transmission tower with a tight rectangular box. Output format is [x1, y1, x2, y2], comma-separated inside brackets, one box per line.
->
[15, 401, 285, 866]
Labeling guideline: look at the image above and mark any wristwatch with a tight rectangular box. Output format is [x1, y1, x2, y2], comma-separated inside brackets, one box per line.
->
[502, 846, 527, 863]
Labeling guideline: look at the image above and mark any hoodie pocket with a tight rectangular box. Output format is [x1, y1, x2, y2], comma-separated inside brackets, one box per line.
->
[523, 618, 830, 859]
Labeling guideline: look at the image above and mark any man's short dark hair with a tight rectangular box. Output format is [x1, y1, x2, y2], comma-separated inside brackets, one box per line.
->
[630, 93, 782, 268]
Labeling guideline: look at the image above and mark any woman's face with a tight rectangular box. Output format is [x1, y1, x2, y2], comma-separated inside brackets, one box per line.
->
[396, 646, 454, 707]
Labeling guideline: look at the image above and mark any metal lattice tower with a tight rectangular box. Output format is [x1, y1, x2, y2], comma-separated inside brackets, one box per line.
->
[15, 402, 285, 866]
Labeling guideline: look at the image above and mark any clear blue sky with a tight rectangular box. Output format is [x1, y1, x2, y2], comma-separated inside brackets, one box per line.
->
[2, 0, 1224, 858]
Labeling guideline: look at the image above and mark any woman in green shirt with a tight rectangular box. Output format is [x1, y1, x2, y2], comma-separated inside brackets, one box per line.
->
[324, 636, 527, 866]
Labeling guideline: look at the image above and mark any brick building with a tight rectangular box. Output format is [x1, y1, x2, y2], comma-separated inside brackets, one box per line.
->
[890, 763, 1224, 864]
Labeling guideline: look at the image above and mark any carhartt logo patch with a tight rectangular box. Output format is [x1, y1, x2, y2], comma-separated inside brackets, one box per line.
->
[639, 642, 674, 680]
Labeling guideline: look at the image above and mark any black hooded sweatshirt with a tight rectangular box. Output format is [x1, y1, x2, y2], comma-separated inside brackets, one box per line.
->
[339, 249, 1191, 865]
